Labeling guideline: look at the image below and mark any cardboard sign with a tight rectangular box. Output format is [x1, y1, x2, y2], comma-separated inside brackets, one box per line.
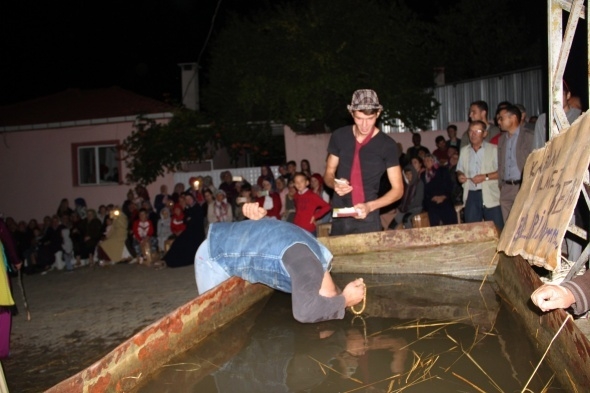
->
[497, 112, 590, 271]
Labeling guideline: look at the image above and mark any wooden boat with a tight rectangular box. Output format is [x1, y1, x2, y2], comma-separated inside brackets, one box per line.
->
[494, 253, 590, 390]
[45, 221, 501, 392]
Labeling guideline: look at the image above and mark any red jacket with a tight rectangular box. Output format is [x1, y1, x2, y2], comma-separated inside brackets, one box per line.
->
[257, 191, 282, 220]
[132, 219, 154, 241]
[293, 189, 331, 233]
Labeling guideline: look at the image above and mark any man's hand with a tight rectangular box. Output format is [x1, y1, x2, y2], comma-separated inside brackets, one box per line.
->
[352, 203, 370, 219]
[471, 174, 485, 185]
[242, 202, 267, 220]
[342, 278, 365, 307]
[531, 284, 576, 312]
[334, 179, 352, 196]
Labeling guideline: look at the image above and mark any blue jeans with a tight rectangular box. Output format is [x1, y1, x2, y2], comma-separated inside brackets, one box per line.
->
[464, 190, 504, 231]
[194, 239, 230, 294]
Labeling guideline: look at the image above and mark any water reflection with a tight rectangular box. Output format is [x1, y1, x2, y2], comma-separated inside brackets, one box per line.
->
[134, 275, 563, 393]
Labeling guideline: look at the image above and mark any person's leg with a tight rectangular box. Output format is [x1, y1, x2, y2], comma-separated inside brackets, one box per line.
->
[500, 185, 519, 223]
[463, 191, 483, 223]
[194, 240, 230, 294]
[483, 206, 504, 231]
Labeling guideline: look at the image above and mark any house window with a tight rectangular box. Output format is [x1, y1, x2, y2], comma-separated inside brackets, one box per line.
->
[72, 142, 121, 186]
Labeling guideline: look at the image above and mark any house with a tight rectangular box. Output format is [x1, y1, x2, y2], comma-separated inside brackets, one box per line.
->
[0, 87, 177, 222]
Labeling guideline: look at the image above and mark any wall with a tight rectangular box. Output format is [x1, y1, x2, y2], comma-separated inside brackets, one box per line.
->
[0, 122, 174, 222]
[283, 123, 469, 175]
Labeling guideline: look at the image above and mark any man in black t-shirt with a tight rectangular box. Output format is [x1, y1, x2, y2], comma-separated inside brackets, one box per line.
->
[324, 89, 403, 235]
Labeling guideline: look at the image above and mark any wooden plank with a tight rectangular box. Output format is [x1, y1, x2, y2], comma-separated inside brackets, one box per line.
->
[494, 254, 590, 390]
[319, 222, 498, 256]
[45, 278, 273, 393]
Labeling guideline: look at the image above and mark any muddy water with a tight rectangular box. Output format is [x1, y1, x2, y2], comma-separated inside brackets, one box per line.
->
[134, 274, 564, 392]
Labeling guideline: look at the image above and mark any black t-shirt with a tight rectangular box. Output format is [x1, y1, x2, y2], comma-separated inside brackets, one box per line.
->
[327, 125, 400, 209]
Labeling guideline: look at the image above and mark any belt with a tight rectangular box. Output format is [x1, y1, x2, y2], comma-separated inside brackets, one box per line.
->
[503, 179, 521, 185]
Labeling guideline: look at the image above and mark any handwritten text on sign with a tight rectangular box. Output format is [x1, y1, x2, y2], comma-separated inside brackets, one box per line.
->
[498, 112, 590, 271]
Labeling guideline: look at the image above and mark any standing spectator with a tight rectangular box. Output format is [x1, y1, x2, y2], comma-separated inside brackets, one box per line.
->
[406, 133, 430, 160]
[324, 89, 403, 235]
[421, 154, 457, 226]
[234, 183, 254, 222]
[446, 124, 461, 152]
[257, 165, 276, 191]
[278, 164, 290, 183]
[292, 173, 332, 235]
[461, 100, 501, 147]
[171, 182, 185, 204]
[283, 180, 297, 223]
[0, 217, 21, 359]
[275, 177, 288, 218]
[153, 184, 172, 215]
[456, 120, 503, 231]
[219, 171, 239, 208]
[202, 175, 217, 195]
[390, 164, 424, 229]
[300, 159, 312, 178]
[56, 198, 73, 217]
[286, 161, 297, 182]
[447, 151, 463, 207]
[496, 105, 534, 222]
[431, 136, 449, 166]
[82, 209, 102, 265]
[74, 198, 87, 220]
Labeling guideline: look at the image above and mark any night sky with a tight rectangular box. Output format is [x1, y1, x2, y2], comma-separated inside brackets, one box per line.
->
[1, 0, 586, 108]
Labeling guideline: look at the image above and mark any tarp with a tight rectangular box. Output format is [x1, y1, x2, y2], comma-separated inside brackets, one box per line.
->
[497, 112, 590, 270]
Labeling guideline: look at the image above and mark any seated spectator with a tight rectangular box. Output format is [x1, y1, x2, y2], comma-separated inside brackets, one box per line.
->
[256, 179, 282, 220]
[132, 208, 157, 264]
[157, 207, 173, 253]
[432, 136, 449, 166]
[390, 164, 424, 229]
[214, 190, 233, 223]
[36, 215, 64, 272]
[421, 154, 458, 226]
[96, 208, 133, 265]
[293, 172, 331, 235]
[82, 209, 102, 265]
[163, 193, 206, 268]
[170, 204, 186, 237]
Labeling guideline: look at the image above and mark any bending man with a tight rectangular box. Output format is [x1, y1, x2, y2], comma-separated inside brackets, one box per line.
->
[194, 203, 366, 323]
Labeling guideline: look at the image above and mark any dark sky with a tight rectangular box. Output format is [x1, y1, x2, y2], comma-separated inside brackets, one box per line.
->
[1, 0, 263, 105]
[1, 0, 586, 108]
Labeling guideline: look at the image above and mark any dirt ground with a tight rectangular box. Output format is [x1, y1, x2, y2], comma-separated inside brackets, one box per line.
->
[1, 263, 197, 392]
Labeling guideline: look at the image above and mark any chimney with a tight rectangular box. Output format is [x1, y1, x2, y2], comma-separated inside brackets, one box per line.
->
[179, 63, 200, 111]
[433, 67, 445, 86]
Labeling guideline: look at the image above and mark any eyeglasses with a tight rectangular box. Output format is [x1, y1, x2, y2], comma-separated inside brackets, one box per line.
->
[469, 129, 484, 134]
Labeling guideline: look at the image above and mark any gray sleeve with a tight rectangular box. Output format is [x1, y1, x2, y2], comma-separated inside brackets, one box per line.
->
[561, 270, 590, 315]
[283, 244, 346, 323]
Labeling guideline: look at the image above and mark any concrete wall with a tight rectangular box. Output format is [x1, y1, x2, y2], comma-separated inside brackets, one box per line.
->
[0, 122, 175, 222]
[283, 122, 469, 175]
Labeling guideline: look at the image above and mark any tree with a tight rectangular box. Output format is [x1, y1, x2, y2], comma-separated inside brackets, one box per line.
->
[203, 0, 440, 133]
[120, 110, 219, 185]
